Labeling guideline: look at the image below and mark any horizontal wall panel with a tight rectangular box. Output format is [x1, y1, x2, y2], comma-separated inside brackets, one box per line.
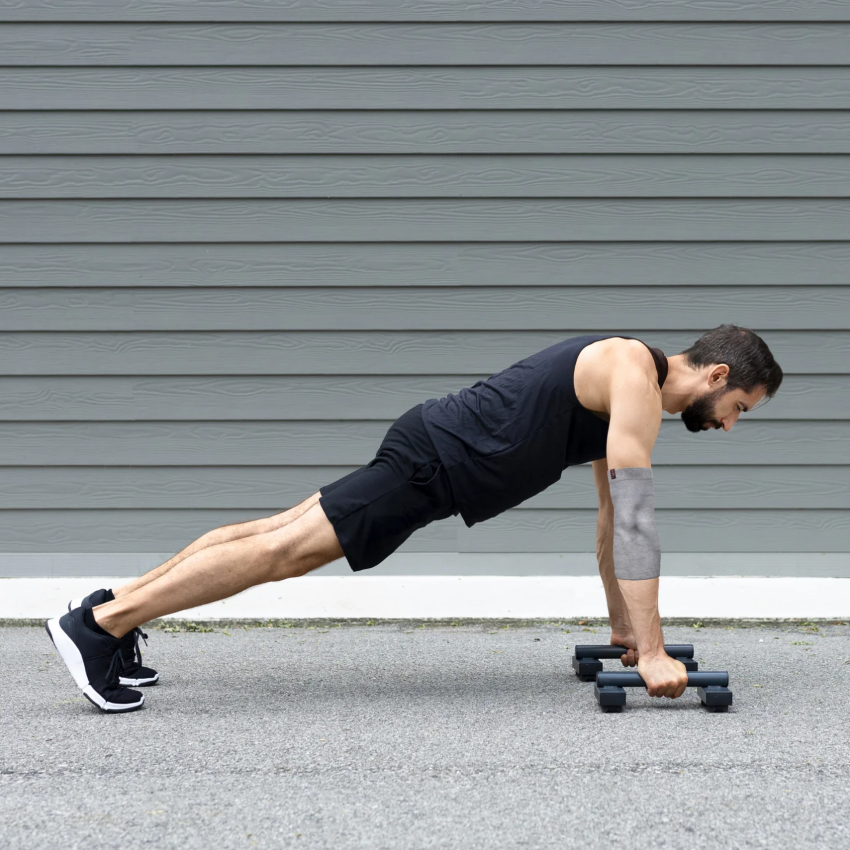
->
[6, 111, 850, 155]
[0, 421, 842, 466]
[0, 375, 839, 420]
[7, 68, 850, 111]
[7, 199, 850, 243]
[2, 243, 849, 288]
[2, 465, 846, 510]
[3, 553, 849, 579]
[1, 286, 846, 331]
[521, 466, 850, 510]
[463, 509, 850, 553]
[5, 24, 850, 66]
[0, 509, 454, 552]
[1, 331, 838, 375]
[10, 155, 850, 199]
[0, 0, 845, 24]
[0, 508, 845, 553]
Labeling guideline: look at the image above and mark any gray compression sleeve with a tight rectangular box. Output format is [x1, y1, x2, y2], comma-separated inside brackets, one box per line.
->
[608, 467, 661, 581]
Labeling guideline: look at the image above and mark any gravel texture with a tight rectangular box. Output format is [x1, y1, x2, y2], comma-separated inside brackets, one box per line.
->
[2, 620, 849, 850]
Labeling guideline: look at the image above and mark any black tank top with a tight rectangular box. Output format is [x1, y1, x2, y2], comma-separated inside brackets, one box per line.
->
[421, 334, 668, 527]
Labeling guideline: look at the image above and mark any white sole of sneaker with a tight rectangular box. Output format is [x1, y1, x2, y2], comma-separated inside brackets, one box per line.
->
[120, 673, 160, 687]
[46, 617, 88, 690]
[45, 618, 145, 714]
[81, 685, 145, 713]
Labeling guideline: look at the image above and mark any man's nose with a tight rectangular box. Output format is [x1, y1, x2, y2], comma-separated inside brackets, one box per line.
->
[720, 411, 740, 431]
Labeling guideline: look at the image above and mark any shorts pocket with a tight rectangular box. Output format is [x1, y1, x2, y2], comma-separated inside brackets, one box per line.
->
[409, 459, 444, 487]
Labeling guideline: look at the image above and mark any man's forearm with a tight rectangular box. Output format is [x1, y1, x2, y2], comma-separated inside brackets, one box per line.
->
[607, 466, 666, 654]
[616, 578, 665, 656]
[596, 513, 631, 634]
[600, 511, 665, 654]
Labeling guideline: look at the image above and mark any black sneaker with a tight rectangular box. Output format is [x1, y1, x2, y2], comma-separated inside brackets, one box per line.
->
[45, 608, 145, 713]
[117, 628, 159, 687]
[68, 588, 159, 687]
[68, 587, 111, 613]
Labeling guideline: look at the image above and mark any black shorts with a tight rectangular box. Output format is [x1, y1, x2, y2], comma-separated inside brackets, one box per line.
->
[319, 404, 459, 572]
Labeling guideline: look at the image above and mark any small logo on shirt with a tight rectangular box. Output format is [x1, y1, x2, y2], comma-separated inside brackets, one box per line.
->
[610, 469, 616, 480]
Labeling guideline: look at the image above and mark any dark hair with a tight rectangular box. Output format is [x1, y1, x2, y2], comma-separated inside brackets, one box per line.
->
[679, 324, 783, 400]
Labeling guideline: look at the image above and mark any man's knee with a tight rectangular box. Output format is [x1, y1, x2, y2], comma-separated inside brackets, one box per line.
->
[260, 501, 344, 580]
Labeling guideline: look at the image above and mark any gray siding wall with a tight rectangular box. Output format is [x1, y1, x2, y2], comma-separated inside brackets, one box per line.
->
[1, 1, 848, 578]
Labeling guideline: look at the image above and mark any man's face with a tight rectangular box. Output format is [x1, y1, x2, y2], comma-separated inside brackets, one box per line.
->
[681, 384, 765, 433]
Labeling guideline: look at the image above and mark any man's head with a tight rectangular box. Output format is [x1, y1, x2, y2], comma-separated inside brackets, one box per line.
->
[677, 325, 783, 433]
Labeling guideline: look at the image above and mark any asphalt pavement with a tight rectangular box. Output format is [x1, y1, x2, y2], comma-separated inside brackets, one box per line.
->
[2, 620, 849, 850]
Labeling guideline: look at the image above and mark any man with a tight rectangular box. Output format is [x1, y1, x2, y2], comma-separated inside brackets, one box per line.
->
[46, 324, 782, 713]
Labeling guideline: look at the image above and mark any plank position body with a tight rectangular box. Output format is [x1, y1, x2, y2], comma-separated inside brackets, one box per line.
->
[46, 325, 783, 712]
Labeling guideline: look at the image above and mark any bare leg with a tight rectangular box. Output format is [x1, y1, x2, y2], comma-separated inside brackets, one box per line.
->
[93, 500, 344, 639]
[113, 492, 322, 599]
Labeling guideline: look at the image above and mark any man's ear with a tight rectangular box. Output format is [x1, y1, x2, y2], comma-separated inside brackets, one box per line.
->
[709, 363, 730, 386]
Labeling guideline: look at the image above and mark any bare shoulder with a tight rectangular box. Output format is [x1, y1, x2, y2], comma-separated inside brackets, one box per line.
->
[575, 337, 658, 416]
[611, 337, 656, 371]
[578, 337, 655, 377]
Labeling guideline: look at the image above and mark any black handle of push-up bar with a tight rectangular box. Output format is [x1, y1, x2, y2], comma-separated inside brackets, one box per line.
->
[574, 644, 694, 660]
[596, 671, 728, 688]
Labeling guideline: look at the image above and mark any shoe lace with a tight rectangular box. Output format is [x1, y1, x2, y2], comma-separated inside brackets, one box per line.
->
[129, 628, 148, 668]
[105, 647, 125, 688]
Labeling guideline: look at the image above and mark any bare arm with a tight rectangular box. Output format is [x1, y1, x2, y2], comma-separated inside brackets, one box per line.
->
[591, 459, 634, 650]
[600, 348, 688, 698]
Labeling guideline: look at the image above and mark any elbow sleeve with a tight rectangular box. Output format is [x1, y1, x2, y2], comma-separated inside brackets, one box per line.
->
[609, 467, 661, 581]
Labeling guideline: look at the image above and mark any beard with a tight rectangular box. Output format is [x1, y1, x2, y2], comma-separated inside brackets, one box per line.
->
[681, 386, 729, 433]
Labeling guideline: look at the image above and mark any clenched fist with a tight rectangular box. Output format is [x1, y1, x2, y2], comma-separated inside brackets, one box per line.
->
[637, 654, 689, 699]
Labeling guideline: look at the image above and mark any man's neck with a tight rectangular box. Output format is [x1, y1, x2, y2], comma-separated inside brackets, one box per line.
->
[660, 354, 700, 415]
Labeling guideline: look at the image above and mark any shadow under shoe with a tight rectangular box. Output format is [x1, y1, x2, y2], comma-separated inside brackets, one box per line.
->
[46, 607, 145, 713]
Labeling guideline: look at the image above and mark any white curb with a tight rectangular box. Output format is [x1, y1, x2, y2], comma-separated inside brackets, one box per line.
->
[3, 575, 850, 620]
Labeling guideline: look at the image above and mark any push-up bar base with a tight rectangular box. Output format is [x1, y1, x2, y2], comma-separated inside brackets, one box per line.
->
[593, 671, 732, 713]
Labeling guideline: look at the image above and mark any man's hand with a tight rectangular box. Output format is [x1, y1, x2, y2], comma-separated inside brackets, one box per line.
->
[610, 631, 639, 668]
[637, 653, 689, 699]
